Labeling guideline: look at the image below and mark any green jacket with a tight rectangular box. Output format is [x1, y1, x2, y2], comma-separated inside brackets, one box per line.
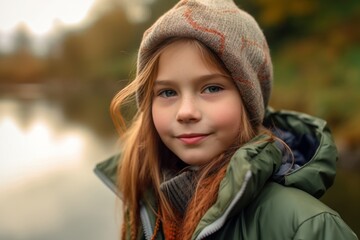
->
[94, 109, 358, 240]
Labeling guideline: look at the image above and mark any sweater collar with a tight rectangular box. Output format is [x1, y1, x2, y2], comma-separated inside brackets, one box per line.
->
[160, 169, 198, 216]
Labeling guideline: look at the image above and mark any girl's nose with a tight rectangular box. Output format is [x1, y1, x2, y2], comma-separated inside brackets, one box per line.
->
[176, 97, 201, 123]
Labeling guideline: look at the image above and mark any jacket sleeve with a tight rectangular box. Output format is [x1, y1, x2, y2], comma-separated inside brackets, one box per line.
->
[292, 212, 358, 240]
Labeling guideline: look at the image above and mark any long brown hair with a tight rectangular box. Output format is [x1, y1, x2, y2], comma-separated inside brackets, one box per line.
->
[111, 38, 262, 240]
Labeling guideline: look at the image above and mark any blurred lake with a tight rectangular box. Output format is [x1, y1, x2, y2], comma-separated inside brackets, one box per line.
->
[0, 88, 120, 240]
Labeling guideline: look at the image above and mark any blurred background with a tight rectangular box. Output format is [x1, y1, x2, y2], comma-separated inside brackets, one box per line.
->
[0, 0, 359, 239]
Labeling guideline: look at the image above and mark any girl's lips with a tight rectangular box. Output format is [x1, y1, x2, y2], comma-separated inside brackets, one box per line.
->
[177, 134, 208, 145]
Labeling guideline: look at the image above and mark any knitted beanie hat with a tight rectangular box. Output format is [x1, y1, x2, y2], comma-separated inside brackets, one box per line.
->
[137, 0, 272, 125]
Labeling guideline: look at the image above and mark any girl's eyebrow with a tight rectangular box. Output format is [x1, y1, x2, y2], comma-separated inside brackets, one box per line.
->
[154, 73, 230, 86]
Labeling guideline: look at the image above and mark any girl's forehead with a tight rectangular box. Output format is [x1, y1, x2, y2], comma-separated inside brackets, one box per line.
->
[157, 40, 228, 77]
[157, 42, 217, 80]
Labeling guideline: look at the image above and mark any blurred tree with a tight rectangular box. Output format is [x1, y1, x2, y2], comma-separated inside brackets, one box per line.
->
[13, 23, 32, 52]
[54, 6, 137, 81]
[0, 24, 47, 83]
[234, 0, 360, 48]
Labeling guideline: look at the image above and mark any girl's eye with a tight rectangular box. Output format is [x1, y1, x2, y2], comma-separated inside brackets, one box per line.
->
[159, 89, 177, 98]
[203, 85, 223, 93]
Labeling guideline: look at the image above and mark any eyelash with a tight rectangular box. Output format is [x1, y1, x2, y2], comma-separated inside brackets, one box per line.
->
[158, 89, 177, 98]
[203, 85, 223, 93]
[156, 85, 224, 98]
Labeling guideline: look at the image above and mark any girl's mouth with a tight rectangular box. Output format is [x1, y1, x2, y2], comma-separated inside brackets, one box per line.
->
[177, 134, 209, 145]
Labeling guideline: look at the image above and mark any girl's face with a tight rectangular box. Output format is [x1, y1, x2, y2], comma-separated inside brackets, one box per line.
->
[152, 41, 244, 166]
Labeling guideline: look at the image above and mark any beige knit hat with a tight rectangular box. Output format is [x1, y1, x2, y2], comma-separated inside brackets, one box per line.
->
[137, 0, 273, 126]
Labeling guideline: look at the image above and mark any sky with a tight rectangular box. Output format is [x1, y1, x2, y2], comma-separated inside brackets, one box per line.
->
[0, 0, 110, 54]
[0, 0, 151, 54]
[0, 0, 98, 34]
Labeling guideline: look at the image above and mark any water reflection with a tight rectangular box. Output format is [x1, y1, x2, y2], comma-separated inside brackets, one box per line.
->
[0, 98, 119, 240]
[0, 99, 87, 187]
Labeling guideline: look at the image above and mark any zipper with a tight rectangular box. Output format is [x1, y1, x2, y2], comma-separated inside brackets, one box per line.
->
[140, 203, 154, 240]
[195, 170, 252, 240]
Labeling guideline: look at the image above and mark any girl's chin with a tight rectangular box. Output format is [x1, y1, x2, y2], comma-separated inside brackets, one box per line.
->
[178, 155, 218, 167]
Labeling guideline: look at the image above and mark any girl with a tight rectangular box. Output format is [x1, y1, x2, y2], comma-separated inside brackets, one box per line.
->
[95, 0, 358, 239]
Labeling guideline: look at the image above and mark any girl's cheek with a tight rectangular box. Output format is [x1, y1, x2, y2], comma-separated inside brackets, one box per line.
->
[152, 107, 169, 133]
[213, 105, 240, 124]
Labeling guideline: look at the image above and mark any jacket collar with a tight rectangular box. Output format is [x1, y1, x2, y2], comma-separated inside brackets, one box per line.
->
[193, 135, 283, 239]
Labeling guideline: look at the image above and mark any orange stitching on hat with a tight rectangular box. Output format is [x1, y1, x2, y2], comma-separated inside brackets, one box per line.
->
[240, 37, 263, 51]
[184, 7, 226, 56]
[258, 41, 271, 82]
[234, 76, 255, 89]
